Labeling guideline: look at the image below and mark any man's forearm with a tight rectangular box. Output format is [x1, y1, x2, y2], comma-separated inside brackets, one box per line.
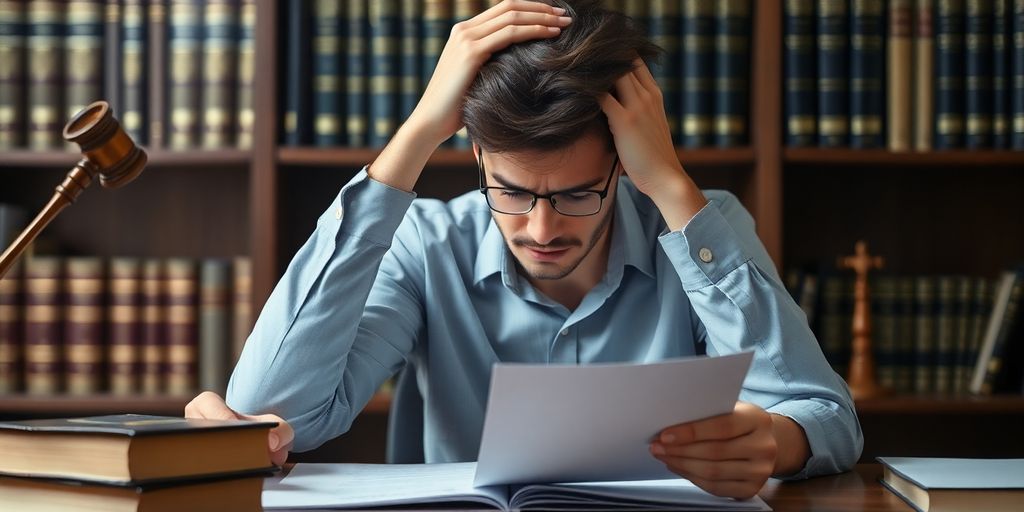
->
[367, 117, 445, 193]
[770, 414, 812, 476]
[646, 169, 708, 232]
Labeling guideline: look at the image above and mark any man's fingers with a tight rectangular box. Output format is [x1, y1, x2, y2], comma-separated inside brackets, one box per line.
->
[660, 413, 754, 444]
[685, 475, 763, 501]
[651, 436, 763, 460]
[658, 456, 770, 484]
[464, 11, 572, 41]
[183, 391, 238, 421]
[468, 0, 566, 28]
[597, 93, 625, 119]
[632, 57, 660, 91]
[475, 24, 564, 55]
[239, 413, 294, 466]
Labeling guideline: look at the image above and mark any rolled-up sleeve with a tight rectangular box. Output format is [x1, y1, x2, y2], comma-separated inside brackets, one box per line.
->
[657, 190, 863, 479]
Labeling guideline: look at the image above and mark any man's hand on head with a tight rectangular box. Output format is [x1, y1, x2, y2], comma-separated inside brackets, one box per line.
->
[649, 401, 779, 500]
[184, 391, 295, 466]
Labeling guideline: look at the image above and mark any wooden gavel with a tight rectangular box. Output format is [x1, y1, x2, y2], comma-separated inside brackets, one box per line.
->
[0, 101, 147, 279]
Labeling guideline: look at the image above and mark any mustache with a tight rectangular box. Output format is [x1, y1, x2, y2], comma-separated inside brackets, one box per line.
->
[512, 237, 582, 250]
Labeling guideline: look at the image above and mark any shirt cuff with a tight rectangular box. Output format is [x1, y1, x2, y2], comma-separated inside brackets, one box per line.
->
[767, 399, 844, 480]
[321, 167, 417, 248]
[657, 200, 752, 290]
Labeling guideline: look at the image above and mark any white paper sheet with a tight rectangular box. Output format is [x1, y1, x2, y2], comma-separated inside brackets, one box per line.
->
[474, 351, 754, 486]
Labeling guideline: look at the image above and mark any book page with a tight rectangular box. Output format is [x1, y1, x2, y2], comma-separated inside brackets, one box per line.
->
[511, 478, 771, 511]
[475, 352, 754, 486]
[262, 462, 508, 510]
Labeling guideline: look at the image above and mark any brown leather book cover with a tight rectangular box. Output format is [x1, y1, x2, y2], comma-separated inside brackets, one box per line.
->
[64, 257, 105, 396]
[140, 258, 164, 395]
[24, 257, 62, 395]
[164, 258, 197, 396]
[108, 257, 141, 395]
[887, 0, 912, 151]
[0, 260, 22, 393]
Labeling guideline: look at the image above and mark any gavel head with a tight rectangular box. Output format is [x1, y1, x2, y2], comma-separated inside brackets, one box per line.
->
[62, 101, 148, 189]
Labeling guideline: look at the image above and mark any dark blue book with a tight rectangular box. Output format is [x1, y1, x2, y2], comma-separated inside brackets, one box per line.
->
[913, 276, 937, 394]
[168, 0, 203, 150]
[935, 0, 966, 149]
[421, 0, 450, 147]
[992, 0, 1011, 148]
[236, 0, 255, 148]
[450, 1, 480, 149]
[965, 0, 994, 149]
[369, 0, 400, 148]
[346, 0, 369, 148]
[399, 0, 421, 126]
[200, 0, 238, 149]
[816, 0, 848, 147]
[784, 0, 816, 147]
[313, 0, 343, 147]
[849, 0, 885, 149]
[713, 0, 750, 148]
[0, 0, 25, 149]
[103, 0, 121, 119]
[284, 0, 313, 146]
[65, 0, 104, 122]
[1012, 0, 1024, 148]
[682, 0, 714, 148]
[649, 0, 681, 144]
[26, 0, 64, 150]
[122, 0, 148, 145]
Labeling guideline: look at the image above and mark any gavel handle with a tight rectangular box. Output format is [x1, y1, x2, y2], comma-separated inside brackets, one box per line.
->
[0, 159, 98, 279]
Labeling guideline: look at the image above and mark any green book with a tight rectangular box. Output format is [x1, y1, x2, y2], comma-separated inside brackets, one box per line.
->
[65, 1, 104, 127]
[0, 0, 25, 149]
[27, 0, 64, 150]
[200, 0, 237, 149]
[199, 258, 230, 395]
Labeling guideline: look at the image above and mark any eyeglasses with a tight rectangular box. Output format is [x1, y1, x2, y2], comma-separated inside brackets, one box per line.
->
[477, 153, 618, 217]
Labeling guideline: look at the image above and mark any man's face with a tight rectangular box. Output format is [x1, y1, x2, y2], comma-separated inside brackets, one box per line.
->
[477, 135, 619, 282]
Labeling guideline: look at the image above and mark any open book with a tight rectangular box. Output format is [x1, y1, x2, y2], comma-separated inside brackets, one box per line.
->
[262, 462, 770, 511]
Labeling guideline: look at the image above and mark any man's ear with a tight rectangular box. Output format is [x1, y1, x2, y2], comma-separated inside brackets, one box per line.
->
[472, 142, 480, 161]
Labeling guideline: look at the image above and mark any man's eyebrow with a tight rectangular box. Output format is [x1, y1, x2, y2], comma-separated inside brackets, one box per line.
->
[490, 172, 605, 194]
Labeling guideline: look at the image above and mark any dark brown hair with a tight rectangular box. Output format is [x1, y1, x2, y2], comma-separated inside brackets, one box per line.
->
[462, 0, 661, 155]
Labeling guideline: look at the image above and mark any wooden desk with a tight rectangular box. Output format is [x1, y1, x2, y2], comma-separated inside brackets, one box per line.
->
[759, 464, 910, 511]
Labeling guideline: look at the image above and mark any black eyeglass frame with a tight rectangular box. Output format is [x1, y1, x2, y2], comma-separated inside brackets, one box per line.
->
[476, 153, 619, 217]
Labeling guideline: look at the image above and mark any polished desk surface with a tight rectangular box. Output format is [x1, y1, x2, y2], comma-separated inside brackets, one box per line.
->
[276, 464, 911, 511]
[759, 464, 911, 512]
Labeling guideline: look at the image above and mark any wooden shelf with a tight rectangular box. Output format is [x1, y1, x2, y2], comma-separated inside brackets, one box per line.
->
[277, 146, 756, 168]
[0, 148, 252, 169]
[855, 394, 1024, 414]
[0, 394, 192, 416]
[784, 148, 1024, 168]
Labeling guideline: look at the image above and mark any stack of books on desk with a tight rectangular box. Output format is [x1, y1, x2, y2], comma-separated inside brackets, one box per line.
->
[0, 414, 276, 511]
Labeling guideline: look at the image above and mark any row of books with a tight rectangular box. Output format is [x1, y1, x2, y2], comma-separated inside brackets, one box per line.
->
[283, 0, 752, 149]
[786, 269, 1024, 395]
[0, 255, 253, 397]
[785, 0, 1024, 151]
[0, 0, 256, 151]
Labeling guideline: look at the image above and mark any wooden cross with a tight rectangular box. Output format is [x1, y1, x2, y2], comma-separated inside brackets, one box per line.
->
[837, 240, 888, 399]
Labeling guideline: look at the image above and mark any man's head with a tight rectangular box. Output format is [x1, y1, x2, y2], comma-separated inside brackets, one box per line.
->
[465, 0, 660, 285]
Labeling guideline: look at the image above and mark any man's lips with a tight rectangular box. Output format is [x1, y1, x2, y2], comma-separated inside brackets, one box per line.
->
[525, 246, 570, 261]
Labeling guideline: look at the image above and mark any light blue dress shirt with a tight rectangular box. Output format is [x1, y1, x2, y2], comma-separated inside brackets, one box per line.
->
[227, 169, 863, 479]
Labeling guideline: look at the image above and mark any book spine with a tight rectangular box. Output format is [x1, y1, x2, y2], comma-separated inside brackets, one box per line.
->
[231, 256, 251, 364]
[140, 258, 164, 394]
[65, 1, 104, 127]
[933, 275, 956, 394]
[103, 0, 120, 117]
[966, 277, 992, 391]
[952, 276, 973, 393]
[1013, 0, 1024, 148]
[107, 257, 140, 395]
[603, 0, 623, 12]
[849, 0, 885, 148]
[887, 0, 912, 151]
[399, 0, 420, 129]
[421, 0, 450, 145]
[682, 0, 714, 148]
[199, 259, 229, 394]
[369, 0, 400, 149]
[935, 0, 966, 149]
[0, 0, 25, 149]
[819, 275, 848, 374]
[24, 257, 62, 395]
[623, 0, 647, 22]
[200, 0, 236, 149]
[313, 0, 342, 147]
[913, 276, 936, 394]
[965, 0, 994, 148]
[64, 257, 105, 396]
[784, 0, 816, 147]
[168, 0, 202, 150]
[993, 0, 1011, 148]
[283, 0, 311, 146]
[980, 272, 1023, 394]
[235, 0, 254, 149]
[894, 276, 917, 392]
[873, 276, 898, 390]
[121, 0, 147, 144]
[450, 0, 481, 149]
[164, 258, 197, 396]
[912, 0, 934, 151]
[816, 0, 848, 148]
[147, 0, 166, 148]
[27, 0, 63, 150]
[0, 260, 22, 393]
[346, 0, 368, 147]
[649, 0, 681, 144]
[713, 0, 750, 147]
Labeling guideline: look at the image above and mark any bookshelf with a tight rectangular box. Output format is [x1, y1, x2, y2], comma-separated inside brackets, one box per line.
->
[2, 0, 1023, 462]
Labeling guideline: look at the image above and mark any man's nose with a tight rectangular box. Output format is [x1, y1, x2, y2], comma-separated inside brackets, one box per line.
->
[526, 199, 561, 246]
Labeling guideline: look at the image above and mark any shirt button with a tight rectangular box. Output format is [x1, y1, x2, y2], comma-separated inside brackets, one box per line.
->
[335, 206, 344, 220]
[699, 247, 713, 263]
[560, 328, 569, 336]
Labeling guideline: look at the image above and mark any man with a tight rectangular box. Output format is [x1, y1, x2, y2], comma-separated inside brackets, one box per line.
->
[186, 0, 862, 499]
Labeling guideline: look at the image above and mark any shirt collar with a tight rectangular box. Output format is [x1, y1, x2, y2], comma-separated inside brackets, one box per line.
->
[472, 179, 655, 287]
